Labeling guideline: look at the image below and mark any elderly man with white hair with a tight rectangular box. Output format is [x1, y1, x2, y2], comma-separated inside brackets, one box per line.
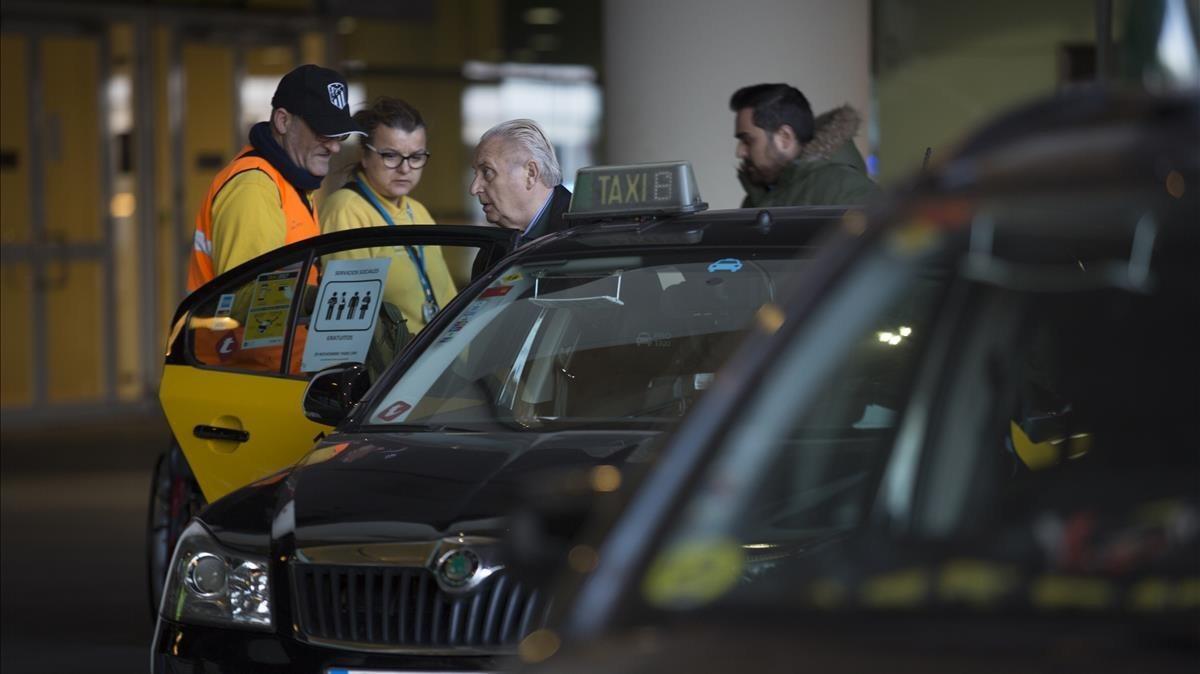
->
[469, 118, 573, 244]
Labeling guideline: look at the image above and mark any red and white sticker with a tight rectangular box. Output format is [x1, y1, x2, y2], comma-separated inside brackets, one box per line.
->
[481, 285, 513, 298]
[378, 400, 412, 421]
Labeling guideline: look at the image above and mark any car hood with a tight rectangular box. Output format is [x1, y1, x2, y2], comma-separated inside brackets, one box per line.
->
[281, 429, 657, 548]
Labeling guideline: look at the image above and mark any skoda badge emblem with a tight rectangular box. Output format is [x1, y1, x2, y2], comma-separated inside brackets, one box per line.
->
[437, 549, 480, 588]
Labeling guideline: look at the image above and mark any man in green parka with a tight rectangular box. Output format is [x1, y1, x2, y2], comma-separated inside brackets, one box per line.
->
[731, 83, 880, 207]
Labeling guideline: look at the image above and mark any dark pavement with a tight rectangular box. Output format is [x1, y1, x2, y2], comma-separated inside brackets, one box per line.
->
[1, 411, 171, 673]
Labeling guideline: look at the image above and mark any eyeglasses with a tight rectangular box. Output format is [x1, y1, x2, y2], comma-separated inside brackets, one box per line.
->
[365, 143, 431, 169]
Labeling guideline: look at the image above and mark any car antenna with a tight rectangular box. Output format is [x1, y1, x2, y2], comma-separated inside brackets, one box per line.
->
[755, 209, 773, 234]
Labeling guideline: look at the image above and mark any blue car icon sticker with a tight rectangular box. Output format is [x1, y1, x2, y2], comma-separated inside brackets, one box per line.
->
[707, 258, 743, 273]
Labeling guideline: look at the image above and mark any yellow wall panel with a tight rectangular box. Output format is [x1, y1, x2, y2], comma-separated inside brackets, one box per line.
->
[1, 34, 31, 245]
[110, 23, 143, 401]
[113, 174, 143, 401]
[45, 261, 106, 403]
[300, 31, 325, 66]
[246, 44, 296, 76]
[41, 36, 102, 245]
[0, 264, 35, 407]
[155, 26, 180, 355]
[183, 44, 235, 242]
[110, 22, 134, 62]
[342, 1, 500, 68]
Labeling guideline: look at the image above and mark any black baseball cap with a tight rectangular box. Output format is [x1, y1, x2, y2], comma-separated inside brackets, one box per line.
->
[271, 64, 364, 138]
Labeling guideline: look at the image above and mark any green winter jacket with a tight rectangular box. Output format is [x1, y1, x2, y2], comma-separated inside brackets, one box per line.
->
[739, 105, 881, 208]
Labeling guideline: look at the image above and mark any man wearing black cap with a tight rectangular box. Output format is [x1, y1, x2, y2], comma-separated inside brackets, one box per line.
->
[187, 64, 364, 290]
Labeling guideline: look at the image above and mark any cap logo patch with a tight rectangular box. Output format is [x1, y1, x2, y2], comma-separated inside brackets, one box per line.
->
[327, 82, 347, 110]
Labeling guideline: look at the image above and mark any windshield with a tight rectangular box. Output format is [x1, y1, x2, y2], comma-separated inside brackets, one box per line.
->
[366, 249, 810, 431]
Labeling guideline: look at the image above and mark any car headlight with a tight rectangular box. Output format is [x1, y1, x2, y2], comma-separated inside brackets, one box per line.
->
[160, 520, 272, 630]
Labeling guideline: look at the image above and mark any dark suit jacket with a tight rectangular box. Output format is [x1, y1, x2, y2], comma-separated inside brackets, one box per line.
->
[519, 184, 573, 244]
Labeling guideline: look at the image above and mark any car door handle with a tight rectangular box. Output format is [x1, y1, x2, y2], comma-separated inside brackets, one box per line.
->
[193, 425, 250, 443]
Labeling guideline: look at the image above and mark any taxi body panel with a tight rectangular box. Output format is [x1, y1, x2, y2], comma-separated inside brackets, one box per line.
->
[156, 225, 518, 502]
[159, 364, 323, 502]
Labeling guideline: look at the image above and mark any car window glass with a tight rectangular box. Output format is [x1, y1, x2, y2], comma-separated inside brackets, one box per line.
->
[639, 243, 1200, 620]
[950, 285, 1200, 567]
[187, 241, 484, 380]
[287, 242, 484, 380]
[188, 259, 308, 374]
[645, 261, 945, 570]
[366, 250, 808, 430]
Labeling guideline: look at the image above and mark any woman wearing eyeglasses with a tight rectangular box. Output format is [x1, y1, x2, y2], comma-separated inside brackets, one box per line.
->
[321, 97, 458, 336]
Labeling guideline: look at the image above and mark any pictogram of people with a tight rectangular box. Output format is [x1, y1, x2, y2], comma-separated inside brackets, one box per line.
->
[359, 290, 372, 320]
[319, 287, 379, 327]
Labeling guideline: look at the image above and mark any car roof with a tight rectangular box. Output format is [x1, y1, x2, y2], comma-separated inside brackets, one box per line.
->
[517, 205, 851, 257]
[885, 87, 1199, 265]
[915, 87, 1198, 208]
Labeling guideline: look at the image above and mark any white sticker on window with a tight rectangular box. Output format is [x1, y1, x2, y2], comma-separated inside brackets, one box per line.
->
[214, 293, 236, 318]
[300, 257, 392, 372]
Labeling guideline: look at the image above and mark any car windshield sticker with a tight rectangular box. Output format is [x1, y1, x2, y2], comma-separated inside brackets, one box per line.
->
[214, 293, 236, 317]
[642, 537, 745, 609]
[369, 271, 531, 425]
[481, 284, 514, 298]
[707, 258, 743, 273]
[300, 257, 392, 372]
[241, 270, 299, 349]
[378, 400, 412, 421]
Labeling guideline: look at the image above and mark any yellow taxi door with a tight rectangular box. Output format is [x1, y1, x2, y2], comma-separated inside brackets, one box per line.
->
[159, 366, 323, 503]
[158, 245, 326, 502]
[159, 226, 516, 503]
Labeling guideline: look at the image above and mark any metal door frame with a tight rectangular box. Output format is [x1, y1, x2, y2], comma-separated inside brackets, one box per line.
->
[1, 4, 334, 426]
[0, 21, 127, 424]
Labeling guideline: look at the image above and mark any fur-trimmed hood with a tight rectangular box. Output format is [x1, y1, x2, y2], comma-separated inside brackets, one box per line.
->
[798, 104, 865, 165]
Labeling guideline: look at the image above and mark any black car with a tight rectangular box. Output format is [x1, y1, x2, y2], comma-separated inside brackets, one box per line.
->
[149, 161, 850, 673]
[519, 89, 1200, 673]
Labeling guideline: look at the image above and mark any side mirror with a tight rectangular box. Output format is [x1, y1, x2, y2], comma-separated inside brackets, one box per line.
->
[302, 362, 371, 426]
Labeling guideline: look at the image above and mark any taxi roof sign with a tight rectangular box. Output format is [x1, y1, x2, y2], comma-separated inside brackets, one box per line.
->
[565, 161, 707, 221]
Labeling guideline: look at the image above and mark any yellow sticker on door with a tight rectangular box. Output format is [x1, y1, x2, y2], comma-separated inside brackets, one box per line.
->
[242, 308, 288, 349]
[642, 537, 745, 609]
[250, 270, 298, 309]
[241, 270, 298, 349]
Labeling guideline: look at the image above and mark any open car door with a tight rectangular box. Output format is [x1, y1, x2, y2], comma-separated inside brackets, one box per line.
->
[159, 225, 516, 502]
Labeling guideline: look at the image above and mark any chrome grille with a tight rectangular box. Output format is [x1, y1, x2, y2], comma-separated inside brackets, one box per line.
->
[291, 564, 545, 649]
